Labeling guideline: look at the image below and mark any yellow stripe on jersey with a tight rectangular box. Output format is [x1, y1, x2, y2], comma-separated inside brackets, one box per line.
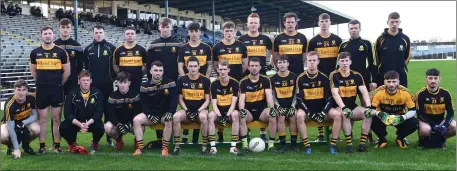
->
[424, 104, 446, 115]
[36, 58, 63, 70]
[217, 94, 233, 106]
[14, 108, 31, 120]
[275, 86, 294, 99]
[4, 98, 15, 121]
[315, 47, 339, 58]
[245, 90, 265, 103]
[219, 54, 243, 64]
[247, 46, 267, 57]
[184, 56, 207, 66]
[303, 87, 324, 100]
[278, 44, 303, 55]
[119, 56, 143, 66]
[182, 89, 205, 100]
[339, 86, 357, 98]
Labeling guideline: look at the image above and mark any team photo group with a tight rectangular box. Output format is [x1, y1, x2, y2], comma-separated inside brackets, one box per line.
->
[1, 10, 455, 160]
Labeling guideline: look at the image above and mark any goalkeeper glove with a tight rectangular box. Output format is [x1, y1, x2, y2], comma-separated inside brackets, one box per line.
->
[391, 115, 406, 126]
[219, 116, 228, 127]
[377, 112, 393, 125]
[162, 112, 173, 122]
[117, 123, 129, 135]
[309, 112, 325, 123]
[363, 107, 377, 118]
[274, 103, 287, 116]
[240, 109, 248, 118]
[296, 97, 310, 114]
[286, 106, 296, 118]
[269, 108, 277, 117]
[147, 114, 160, 124]
[342, 107, 353, 119]
[432, 125, 448, 136]
[186, 110, 198, 121]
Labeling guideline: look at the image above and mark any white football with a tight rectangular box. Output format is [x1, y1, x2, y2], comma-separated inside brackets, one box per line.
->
[249, 137, 265, 152]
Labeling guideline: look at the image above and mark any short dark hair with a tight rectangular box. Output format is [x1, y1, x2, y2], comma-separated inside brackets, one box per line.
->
[337, 52, 351, 60]
[348, 19, 361, 28]
[151, 61, 164, 68]
[384, 70, 399, 80]
[93, 25, 104, 31]
[222, 21, 235, 30]
[124, 26, 136, 32]
[306, 51, 320, 59]
[248, 13, 260, 19]
[159, 17, 172, 26]
[187, 22, 201, 31]
[78, 70, 92, 79]
[275, 55, 289, 64]
[116, 71, 131, 82]
[248, 57, 261, 65]
[219, 60, 230, 68]
[59, 18, 72, 26]
[14, 79, 29, 90]
[388, 12, 400, 20]
[40, 26, 53, 35]
[319, 13, 330, 20]
[283, 12, 299, 22]
[426, 68, 440, 77]
[187, 56, 200, 66]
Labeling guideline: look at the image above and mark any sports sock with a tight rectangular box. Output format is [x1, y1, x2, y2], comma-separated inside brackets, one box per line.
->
[231, 135, 238, 147]
[174, 136, 181, 148]
[290, 132, 297, 146]
[202, 136, 208, 146]
[136, 139, 144, 149]
[260, 129, 266, 135]
[209, 135, 216, 147]
[360, 134, 368, 145]
[162, 139, 169, 150]
[241, 136, 248, 148]
[318, 126, 324, 136]
[40, 140, 45, 149]
[279, 132, 286, 147]
[302, 138, 310, 147]
[268, 137, 275, 148]
[345, 134, 353, 146]
[331, 138, 338, 146]
[53, 140, 60, 148]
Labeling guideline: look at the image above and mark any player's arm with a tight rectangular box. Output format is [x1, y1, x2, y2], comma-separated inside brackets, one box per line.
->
[322, 79, 334, 113]
[365, 40, 378, 85]
[442, 92, 454, 127]
[21, 108, 38, 126]
[30, 51, 37, 79]
[107, 96, 120, 125]
[302, 37, 308, 62]
[238, 81, 246, 109]
[271, 36, 279, 68]
[168, 82, 179, 114]
[373, 37, 382, 70]
[212, 46, 219, 71]
[64, 92, 83, 127]
[205, 46, 213, 78]
[265, 88, 275, 109]
[198, 80, 211, 111]
[295, 76, 310, 114]
[241, 45, 248, 73]
[227, 88, 239, 116]
[210, 83, 221, 116]
[87, 91, 104, 126]
[177, 48, 186, 77]
[61, 51, 71, 85]
[113, 47, 120, 73]
[77, 45, 88, 70]
[141, 48, 148, 75]
[4, 107, 20, 150]
[266, 38, 274, 69]
[415, 92, 434, 125]
[329, 73, 345, 108]
[404, 36, 412, 65]
[356, 73, 371, 107]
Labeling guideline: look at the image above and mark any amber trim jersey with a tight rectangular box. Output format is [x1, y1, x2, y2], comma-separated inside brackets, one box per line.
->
[210, 77, 240, 113]
[30, 44, 69, 85]
[416, 87, 454, 124]
[178, 42, 212, 75]
[113, 43, 147, 81]
[2, 94, 35, 123]
[329, 70, 365, 108]
[240, 75, 271, 109]
[296, 71, 331, 113]
[177, 74, 211, 111]
[371, 85, 415, 115]
[212, 40, 248, 81]
[307, 33, 342, 76]
[270, 72, 297, 107]
[273, 32, 307, 74]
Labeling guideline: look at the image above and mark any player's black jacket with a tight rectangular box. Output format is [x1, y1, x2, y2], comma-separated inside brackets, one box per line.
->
[2, 94, 35, 124]
[84, 39, 117, 85]
[296, 71, 332, 113]
[270, 72, 297, 108]
[375, 28, 411, 78]
[238, 34, 272, 74]
[113, 43, 147, 81]
[339, 37, 377, 84]
[140, 78, 178, 116]
[178, 42, 212, 75]
[273, 32, 308, 74]
[107, 89, 141, 125]
[177, 74, 211, 112]
[240, 75, 271, 109]
[416, 87, 454, 126]
[64, 87, 104, 122]
[307, 33, 342, 76]
[329, 70, 365, 109]
[210, 77, 240, 113]
[213, 40, 248, 81]
[30, 44, 69, 85]
[54, 38, 87, 85]
[147, 36, 183, 81]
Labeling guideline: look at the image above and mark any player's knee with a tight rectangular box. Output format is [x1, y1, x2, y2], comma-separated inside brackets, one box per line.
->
[51, 114, 61, 123]
[231, 111, 239, 121]
[419, 125, 431, 137]
[199, 113, 208, 123]
[173, 113, 181, 124]
[208, 112, 216, 121]
[296, 111, 305, 122]
[0, 128, 9, 144]
[104, 122, 113, 132]
[133, 115, 143, 126]
[164, 121, 172, 129]
[29, 123, 41, 137]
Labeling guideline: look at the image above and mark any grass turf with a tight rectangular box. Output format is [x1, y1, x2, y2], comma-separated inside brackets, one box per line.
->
[1, 60, 456, 170]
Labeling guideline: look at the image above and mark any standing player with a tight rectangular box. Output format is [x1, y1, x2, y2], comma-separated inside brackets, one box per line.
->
[374, 12, 411, 87]
[339, 19, 377, 143]
[213, 21, 248, 81]
[1, 80, 40, 158]
[369, 70, 418, 149]
[296, 51, 342, 154]
[270, 55, 298, 153]
[30, 26, 70, 153]
[237, 13, 273, 76]
[416, 68, 455, 148]
[273, 12, 307, 74]
[208, 60, 241, 155]
[172, 57, 211, 154]
[307, 13, 342, 142]
[238, 57, 277, 152]
[113, 26, 147, 94]
[132, 61, 177, 156]
[105, 72, 141, 151]
[329, 52, 373, 153]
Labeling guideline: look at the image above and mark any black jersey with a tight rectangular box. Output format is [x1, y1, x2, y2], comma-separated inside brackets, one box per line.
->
[54, 38, 87, 84]
[238, 34, 272, 74]
[106, 89, 141, 125]
[30, 44, 69, 85]
[210, 77, 240, 113]
[178, 42, 212, 75]
[416, 87, 454, 124]
[273, 32, 308, 74]
[2, 94, 35, 123]
[338, 37, 376, 84]
[307, 33, 342, 76]
[113, 43, 147, 81]
[270, 72, 297, 107]
[296, 71, 331, 113]
[177, 74, 211, 111]
[329, 70, 365, 109]
[240, 75, 271, 109]
[212, 40, 248, 81]
[140, 78, 178, 116]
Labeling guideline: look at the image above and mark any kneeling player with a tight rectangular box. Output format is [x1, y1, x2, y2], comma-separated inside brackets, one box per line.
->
[208, 60, 241, 155]
[132, 61, 177, 156]
[172, 56, 211, 154]
[330, 52, 373, 153]
[296, 52, 342, 154]
[1, 80, 40, 158]
[270, 55, 299, 153]
[239, 57, 276, 152]
[59, 70, 105, 154]
[416, 68, 455, 148]
[105, 72, 141, 151]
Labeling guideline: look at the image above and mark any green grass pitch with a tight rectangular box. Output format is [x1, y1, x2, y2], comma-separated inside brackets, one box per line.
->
[1, 60, 456, 170]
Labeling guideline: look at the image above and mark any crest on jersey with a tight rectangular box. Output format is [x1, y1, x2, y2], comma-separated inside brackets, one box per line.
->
[235, 47, 239, 52]
[297, 39, 301, 43]
[350, 79, 354, 85]
[164, 89, 169, 95]
[191, 83, 195, 89]
[260, 40, 264, 44]
[399, 45, 404, 51]
[128, 52, 133, 56]
[172, 47, 176, 52]
[103, 50, 108, 55]
[192, 52, 197, 55]
[440, 97, 444, 103]
[332, 40, 336, 45]
[71, 51, 75, 57]
[223, 89, 227, 94]
[135, 51, 140, 55]
[359, 45, 364, 51]
[199, 49, 204, 54]
[198, 83, 203, 88]
[53, 53, 57, 58]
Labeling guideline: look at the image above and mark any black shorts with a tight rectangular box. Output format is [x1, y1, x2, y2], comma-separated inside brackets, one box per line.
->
[247, 108, 263, 121]
[36, 84, 64, 109]
[144, 108, 167, 118]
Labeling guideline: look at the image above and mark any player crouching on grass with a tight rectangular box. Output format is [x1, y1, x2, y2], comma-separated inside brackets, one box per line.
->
[132, 61, 177, 156]
[105, 71, 141, 151]
[1, 79, 40, 159]
[172, 56, 211, 155]
[208, 60, 241, 155]
[59, 70, 105, 154]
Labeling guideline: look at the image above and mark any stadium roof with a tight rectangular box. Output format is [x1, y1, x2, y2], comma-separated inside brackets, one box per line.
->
[137, 0, 354, 29]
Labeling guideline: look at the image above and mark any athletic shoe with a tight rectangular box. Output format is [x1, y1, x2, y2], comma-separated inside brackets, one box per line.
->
[329, 145, 338, 154]
[375, 140, 388, 148]
[115, 139, 124, 150]
[345, 145, 354, 153]
[229, 147, 238, 155]
[90, 141, 100, 151]
[52, 145, 63, 153]
[209, 147, 217, 155]
[367, 133, 376, 144]
[403, 138, 409, 145]
[69, 143, 88, 155]
[358, 144, 368, 152]
[290, 145, 300, 152]
[132, 148, 144, 156]
[37, 147, 46, 154]
[161, 148, 169, 156]
[106, 137, 115, 147]
[182, 138, 189, 144]
[277, 146, 287, 154]
[396, 138, 407, 148]
[23, 147, 37, 155]
[303, 146, 312, 155]
[201, 146, 208, 155]
[172, 147, 181, 155]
